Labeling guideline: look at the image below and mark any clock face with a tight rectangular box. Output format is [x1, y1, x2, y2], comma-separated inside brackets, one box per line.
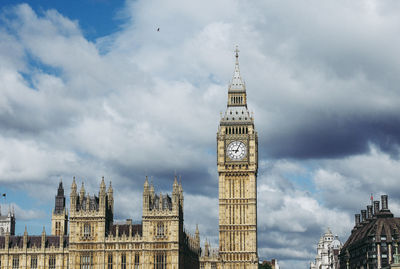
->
[227, 141, 247, 160]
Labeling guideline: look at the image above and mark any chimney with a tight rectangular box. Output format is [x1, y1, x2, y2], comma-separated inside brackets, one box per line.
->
[381, 195, 389, 211]
[361, 210, 367, 222]
[355, 214, 360, 226]
[373, 201, 380, 216]
[367, 205, 373, 219]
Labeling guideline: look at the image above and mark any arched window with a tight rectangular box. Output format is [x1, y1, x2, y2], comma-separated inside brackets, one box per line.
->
[121, 254, 127, 269]
[155, 252, 166, 269]
[84, 223, 91, 237]
[107, 254, 113, 269]
[157, 222, 164, 237]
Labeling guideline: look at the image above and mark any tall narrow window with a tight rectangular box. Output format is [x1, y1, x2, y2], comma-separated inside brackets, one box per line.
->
[56, 222, 61, 236]
[84, 223, 91, 237]
[157, 222, 164, 237]
[49, 255, 56, 269]
[80, 254, 93, 269]
[154, 252, 166, 269]
[121, 253, 126, 269]
[107, 254, 113, 269]
[12, 256, 19, 269]
[31, 256, 38, 269]
[134, 253, 140, 269]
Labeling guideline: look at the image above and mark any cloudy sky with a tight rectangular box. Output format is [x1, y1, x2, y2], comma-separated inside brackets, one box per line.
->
[1, 0, 400, 267]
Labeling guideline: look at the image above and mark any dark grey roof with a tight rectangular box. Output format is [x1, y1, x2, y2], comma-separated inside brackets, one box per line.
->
[0, 235, 69, 249]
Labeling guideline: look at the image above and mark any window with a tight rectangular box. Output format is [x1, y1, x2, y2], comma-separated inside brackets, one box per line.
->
[134, 253, 140, 269]
[55, 222, 60, 236]
[121, 254, 126, 269]
[200, 264, 205, 269]
[108, 254, 113, 269]
[49, 255, 56, 269]
[12, 256, 19, 269]
[81, 254, 93, 269]
[31, 256, 37, 269]
[211, 263, 217, 269]
[157, 222, 164, 237]
[84, 223, 91, 237]
[154, 252, 166, 269]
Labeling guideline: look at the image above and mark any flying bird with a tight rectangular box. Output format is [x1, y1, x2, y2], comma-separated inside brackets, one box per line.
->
[157, 28, 160, 32]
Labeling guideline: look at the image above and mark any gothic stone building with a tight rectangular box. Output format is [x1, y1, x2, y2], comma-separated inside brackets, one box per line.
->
[0, 177, 200, 269]
[200, 48, 259, 269]
[339, 195, 400, 269]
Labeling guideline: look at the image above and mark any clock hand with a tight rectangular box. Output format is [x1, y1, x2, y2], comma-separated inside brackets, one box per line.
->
[235, 143, 240, 153]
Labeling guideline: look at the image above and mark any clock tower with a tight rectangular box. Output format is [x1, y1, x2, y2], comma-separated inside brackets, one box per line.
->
[217, 47, 258, 268]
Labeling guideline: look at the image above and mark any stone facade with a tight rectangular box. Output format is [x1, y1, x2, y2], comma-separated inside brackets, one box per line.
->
[0, 176, 200, 269]
[310, 228, 342, 269]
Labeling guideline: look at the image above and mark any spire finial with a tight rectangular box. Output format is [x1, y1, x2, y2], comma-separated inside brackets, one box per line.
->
[235, 45, 239, 59]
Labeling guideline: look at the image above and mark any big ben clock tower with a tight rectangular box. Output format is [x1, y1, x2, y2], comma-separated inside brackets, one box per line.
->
[217, 47, 258, 269]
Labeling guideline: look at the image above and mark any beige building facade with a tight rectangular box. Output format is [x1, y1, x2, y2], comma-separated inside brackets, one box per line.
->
[0, 176, 200, 269]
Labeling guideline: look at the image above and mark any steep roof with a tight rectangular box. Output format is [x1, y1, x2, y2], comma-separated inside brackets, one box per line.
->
[0, 235, 69, 249]
[110, 224, 142, 237]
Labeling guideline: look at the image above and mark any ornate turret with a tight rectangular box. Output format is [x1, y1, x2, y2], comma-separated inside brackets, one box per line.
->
[23, 226, 28, 250]
[70, 177, 77, 213]
[80, 182, 85, 205]
[71, 177, 77, 193]
[195, 224, 200, 248]
[52, 180, 68, 236]
[172, 175, 179, 210]
[100, 177, 106, 194]
[99, 177, 106, 210]
[150, 178, 155, 198]
[107, 181, 114, 214]
[54, 180, 65, 214]
[143, 176, 150, 213]
[41, 226, 46, 250]
[178, 176, 184, 209]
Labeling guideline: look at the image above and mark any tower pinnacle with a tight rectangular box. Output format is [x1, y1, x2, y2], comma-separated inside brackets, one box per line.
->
[229, 45, 245, 93]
